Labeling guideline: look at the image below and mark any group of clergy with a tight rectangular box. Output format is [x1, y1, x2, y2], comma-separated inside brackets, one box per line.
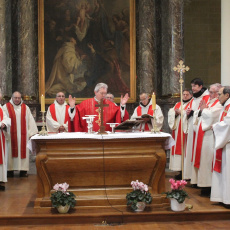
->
[1, 80, 229, 209]
[0, 82, 164, 192]
[0, 91, 38, 191]
[168, 78, 230, 208]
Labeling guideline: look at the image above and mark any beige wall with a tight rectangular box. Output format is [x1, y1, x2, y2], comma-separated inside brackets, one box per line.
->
[184, 0, 221, 88]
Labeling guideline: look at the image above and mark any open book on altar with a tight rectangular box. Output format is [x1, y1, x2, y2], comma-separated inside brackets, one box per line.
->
[132, 114, 153, 120]
[114, 120, 144, 131]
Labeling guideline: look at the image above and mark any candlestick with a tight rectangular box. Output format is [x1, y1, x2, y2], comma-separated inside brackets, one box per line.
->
[41, 94, 45, 112]
[39, 111, 48, 136]
[151, 109, 160, 133]
[152, 93, 156, 110]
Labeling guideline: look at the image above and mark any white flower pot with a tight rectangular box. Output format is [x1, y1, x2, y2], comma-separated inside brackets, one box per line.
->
[135, 202, 146, 212]
[57, 205, 70, 214]
[170, 198, 185, 212]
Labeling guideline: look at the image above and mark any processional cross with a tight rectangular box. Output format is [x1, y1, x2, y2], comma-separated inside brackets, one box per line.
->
[95, 99, 109, 135]
[173, 60, 190, 180]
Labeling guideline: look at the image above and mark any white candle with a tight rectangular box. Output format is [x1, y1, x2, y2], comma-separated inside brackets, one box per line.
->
[152, 93, 156, 110]
[41, 94, 45, 112]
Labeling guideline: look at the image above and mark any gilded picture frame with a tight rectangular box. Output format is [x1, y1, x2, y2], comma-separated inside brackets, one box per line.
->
[38, 0, 136, 104]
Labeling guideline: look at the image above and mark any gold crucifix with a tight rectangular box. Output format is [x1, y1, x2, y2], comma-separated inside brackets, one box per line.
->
[95, 99, 109, 134]
[173, 60, 190, 180]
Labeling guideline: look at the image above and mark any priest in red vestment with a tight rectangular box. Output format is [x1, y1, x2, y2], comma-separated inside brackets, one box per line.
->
[68, 83, 129, 132]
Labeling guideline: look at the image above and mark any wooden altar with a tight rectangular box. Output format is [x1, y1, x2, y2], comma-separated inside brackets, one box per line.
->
[31, 132, 172, 208]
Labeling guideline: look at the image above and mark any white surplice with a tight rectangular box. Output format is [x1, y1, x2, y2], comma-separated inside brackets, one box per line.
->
[190, 98, 222, 186]
[46, 100, 68, 132]
[182, 89, 209, 179]
[0, 105, 11, 182]
[3, 99, 38, 171]
[211, 98, 230, 205]
[168, 100, 191, 171]
[131, 100, 164, 131]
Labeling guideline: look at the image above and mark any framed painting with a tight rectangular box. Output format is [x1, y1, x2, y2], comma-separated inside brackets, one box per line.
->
[38, 0, 136, 104]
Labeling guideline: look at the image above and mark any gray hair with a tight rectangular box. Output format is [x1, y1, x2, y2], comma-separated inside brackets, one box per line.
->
[183, 88, 193, 95]
[139, 93, 149, 99]
[223, 86, 230, 95]
[94, 83, 108, 92]
[12, 91, 22, 98]
[209, 83, 222, 92]
[106, 92, 114, 99]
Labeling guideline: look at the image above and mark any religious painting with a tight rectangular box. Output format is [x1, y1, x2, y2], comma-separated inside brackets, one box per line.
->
[38, 0, 136, 104]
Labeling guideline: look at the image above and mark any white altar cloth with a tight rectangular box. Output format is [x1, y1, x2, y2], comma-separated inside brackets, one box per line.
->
[28, 131, 174, 154]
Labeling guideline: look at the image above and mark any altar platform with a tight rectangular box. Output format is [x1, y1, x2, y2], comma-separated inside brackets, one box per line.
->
[0, 171, 230, 227]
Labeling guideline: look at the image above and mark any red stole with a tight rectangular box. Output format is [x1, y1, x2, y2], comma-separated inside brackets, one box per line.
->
[6, 103, 27, 159]
[191, 95, 210, 162]
[0, 108, 6, 165]
[50, 103, 70, 124]
[69, 98, 129, 132]
[194, 99, 219, 169]
[137, 105, 154, 131]
[213, 104, 230, 173]
[171, 102, 190, 156]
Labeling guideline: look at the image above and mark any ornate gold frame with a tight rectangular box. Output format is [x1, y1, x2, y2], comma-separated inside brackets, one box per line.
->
[38, 0, 136, 104]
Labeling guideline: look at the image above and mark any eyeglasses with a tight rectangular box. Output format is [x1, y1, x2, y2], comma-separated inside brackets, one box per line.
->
[209, 91, 216, 94]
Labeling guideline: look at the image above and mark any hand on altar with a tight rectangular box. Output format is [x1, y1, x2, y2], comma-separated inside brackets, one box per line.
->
[143, 117, 151, 123]
[120, 93, 129, 106]
[59, 125, 65, 132]
[69, 95, 76, 108]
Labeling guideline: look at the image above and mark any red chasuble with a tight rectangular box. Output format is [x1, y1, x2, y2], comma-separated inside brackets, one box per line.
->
[0, 108, 6, 165]
[69, 98, 129, 132]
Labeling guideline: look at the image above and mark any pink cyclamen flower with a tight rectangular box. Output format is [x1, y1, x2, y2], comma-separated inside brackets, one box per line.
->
[61, 182, 69, 192]
[53, 183, 60, 191]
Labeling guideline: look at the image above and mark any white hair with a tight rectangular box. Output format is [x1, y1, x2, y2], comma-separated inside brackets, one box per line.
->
[94, 83, 108, 92]
[209, 83, 222, 92]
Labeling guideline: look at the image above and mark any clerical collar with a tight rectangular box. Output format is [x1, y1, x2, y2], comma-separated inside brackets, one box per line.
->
[140, 99, 151, 107]
[183, 97, 192, 103]
[193, 87, 207, 98]
[222, 98, 230, 106]
[94, 96, 101, 103]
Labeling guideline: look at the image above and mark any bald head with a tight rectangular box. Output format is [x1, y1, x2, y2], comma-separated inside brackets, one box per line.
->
[12, 91, 22, 105]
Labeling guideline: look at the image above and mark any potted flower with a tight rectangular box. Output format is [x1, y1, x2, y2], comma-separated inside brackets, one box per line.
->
[50, 182, 76, 213]
[165, 178, 189, 211]
[126, 180, 152, 211]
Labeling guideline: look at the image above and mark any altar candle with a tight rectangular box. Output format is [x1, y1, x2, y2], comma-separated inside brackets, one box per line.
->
[152, 93, 156, 110]
[41, 94, 45, 112]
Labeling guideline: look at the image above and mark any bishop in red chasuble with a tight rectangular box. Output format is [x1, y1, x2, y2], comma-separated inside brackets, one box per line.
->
[68, 83, 129, 132]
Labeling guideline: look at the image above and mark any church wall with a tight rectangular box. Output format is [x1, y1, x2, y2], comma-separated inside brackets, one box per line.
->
[0, 0, 222, 129]
[184, 0, 221, 88]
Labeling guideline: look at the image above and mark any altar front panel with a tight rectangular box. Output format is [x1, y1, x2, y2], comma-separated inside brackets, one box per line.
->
[33, 134, 169, 208]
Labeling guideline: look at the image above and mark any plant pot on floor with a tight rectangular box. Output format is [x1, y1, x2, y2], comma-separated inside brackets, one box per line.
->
[170, 198, 185, 212]
[57, 205, 70, 214]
